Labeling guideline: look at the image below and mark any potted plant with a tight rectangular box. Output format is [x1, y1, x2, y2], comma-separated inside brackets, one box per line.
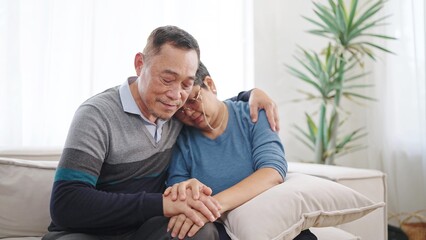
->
[287, 0, 395, 165]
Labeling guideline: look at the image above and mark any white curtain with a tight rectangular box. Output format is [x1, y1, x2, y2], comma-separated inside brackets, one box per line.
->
[0, 0, 253, 149]
[367, 0, 426, 219]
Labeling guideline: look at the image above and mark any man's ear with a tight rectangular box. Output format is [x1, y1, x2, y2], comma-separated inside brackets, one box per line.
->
[203, 76, 217, 94]
[134, 52, 144, 76]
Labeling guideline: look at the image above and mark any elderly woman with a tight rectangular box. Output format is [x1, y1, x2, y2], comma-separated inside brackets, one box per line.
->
[166, 62, 316, 240]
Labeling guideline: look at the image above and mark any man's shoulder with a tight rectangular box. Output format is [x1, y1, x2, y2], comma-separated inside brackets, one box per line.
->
[69, 86, 122, 124]
[168, 118, 183, 134]
[81, 86, 120, 110]
[86, 86, 119, 103]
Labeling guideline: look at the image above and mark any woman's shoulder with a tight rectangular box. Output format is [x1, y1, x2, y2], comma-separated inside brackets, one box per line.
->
[225, 100, 267, 125]
[177, 124, 200, 143]
[224, 100, 250, 117]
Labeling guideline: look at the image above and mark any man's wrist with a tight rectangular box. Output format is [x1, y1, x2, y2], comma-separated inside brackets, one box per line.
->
[142, 193, 163, 219]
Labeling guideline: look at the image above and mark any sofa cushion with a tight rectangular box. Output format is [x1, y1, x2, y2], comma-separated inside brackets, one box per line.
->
[0, 157, 58, 238]
[222, 173, 384, 240]
[310, 227, 360, 240]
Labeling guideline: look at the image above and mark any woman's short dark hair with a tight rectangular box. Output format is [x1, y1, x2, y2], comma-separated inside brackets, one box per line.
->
[195, 62, 210, 88]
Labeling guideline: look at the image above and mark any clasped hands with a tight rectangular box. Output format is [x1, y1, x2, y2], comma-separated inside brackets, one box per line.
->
[162, 178, 221, 239]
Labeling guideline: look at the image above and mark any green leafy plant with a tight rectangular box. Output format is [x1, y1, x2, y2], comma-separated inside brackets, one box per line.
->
[287, 0, 395, 164]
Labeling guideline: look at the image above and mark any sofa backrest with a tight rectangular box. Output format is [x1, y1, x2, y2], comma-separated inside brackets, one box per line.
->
[0, 156, 58, 238]
[0, 148, 62, 161]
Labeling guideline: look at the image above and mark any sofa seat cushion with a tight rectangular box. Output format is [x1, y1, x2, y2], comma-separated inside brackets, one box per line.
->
[310, 227, 360, 240]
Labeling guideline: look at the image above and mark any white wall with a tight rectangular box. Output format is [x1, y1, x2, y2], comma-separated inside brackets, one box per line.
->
[253, 0, 369, 167]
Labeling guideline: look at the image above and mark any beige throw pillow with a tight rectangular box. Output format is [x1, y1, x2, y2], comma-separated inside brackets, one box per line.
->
[222, 173, 385, 240]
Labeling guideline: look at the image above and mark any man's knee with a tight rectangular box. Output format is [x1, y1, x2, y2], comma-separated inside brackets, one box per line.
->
[132, 216, 219, 240]
[190, 222, 219, 240]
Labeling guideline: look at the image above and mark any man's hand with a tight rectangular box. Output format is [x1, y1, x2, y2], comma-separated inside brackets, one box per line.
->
[163, 188, 219, 227]
[168, 213, 207, 239]
[248, 88, 280, 131]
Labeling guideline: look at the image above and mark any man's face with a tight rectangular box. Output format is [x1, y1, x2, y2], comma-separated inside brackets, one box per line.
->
[137, 44, 198, 122]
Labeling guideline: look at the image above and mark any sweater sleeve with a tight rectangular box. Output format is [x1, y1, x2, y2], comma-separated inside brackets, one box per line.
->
[250, 109, 288, 180]
[50, 180, 162, 233]
[228, 89, 253, 102]
[49, 104, 163, 234]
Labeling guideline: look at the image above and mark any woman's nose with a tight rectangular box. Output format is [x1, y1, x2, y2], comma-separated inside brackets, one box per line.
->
[182, 107, 195, 115]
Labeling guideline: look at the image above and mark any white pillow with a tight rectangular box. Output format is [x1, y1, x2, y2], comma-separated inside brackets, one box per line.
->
[222, 173, 385, 240]
[0, 157, 58, 238]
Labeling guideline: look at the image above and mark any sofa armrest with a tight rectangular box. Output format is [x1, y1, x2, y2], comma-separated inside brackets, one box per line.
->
[288, 162, 387, 240]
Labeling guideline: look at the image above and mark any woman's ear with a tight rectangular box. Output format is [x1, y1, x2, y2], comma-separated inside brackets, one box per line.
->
[203, 76, 217, 94]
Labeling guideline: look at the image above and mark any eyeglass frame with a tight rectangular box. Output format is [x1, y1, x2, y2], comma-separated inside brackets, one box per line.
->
[178, 86, 203, 114]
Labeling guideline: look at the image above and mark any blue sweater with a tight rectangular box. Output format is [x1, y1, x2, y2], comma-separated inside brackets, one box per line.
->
[167, 101, 287, 195]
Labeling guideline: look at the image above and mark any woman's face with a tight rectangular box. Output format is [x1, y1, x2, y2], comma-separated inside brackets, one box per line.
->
[174, 85, 206, 128]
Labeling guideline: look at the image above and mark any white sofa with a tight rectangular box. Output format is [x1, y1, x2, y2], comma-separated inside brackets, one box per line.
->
[0, 149, 387, 240]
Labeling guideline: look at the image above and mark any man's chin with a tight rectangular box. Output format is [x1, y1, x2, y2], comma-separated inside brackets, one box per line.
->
[158, 116, 171, 121]
[153, 112, 175, 121]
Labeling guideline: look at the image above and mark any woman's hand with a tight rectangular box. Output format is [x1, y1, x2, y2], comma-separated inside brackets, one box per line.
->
[164, 178, 221, 220]
[164, 178, 212, 201]
[248, 88, 280, 132]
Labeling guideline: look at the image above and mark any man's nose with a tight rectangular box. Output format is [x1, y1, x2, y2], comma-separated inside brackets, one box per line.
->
[166, 88, 182, 100]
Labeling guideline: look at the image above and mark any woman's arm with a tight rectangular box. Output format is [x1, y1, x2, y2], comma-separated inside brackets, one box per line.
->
[167, 168, 283, 238]
[214, 167, 283, 213]
[213, 105, 287, 213]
